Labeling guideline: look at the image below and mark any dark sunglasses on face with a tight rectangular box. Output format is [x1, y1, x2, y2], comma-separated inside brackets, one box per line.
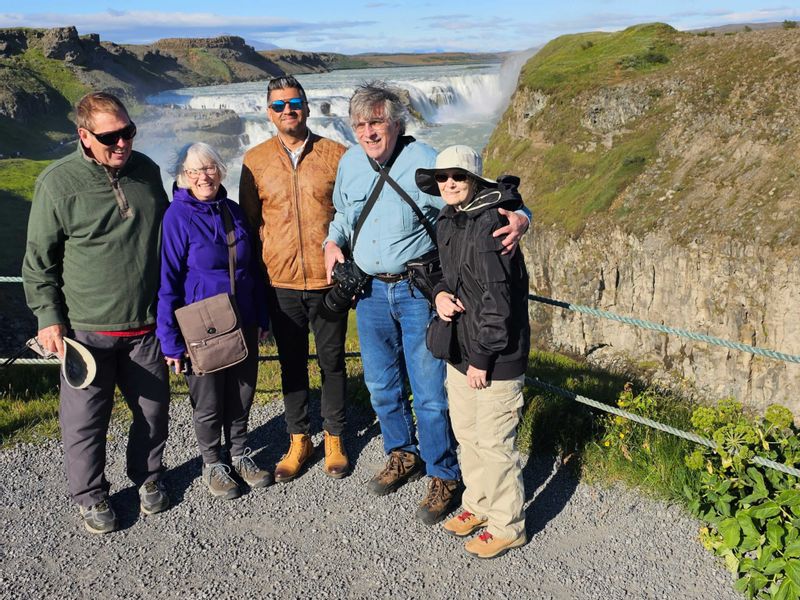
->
[434, 171, 468, 183]
[87, 122, 137, 146]
[269, 98, 305, 113]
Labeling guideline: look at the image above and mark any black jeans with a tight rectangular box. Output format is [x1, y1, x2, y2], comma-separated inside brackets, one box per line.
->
[185, 326, 259, 465]
[265, 286, 348, 435]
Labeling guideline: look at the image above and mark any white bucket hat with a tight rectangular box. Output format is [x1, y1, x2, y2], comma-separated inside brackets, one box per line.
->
[62, 337, 97, 389]
[415, 145, 497, 196]
[27, 336, 97, 389]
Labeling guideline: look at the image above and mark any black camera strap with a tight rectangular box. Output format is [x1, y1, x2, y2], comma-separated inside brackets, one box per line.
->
[351, 136, 410, 251]
[368, 141, 438, 250]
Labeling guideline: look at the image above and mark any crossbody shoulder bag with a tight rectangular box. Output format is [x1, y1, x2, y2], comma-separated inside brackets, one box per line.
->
[174, 203, 248, 375]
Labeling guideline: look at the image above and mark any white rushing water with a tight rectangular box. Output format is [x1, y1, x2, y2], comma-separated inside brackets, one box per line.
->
[143, 59, 531, 197]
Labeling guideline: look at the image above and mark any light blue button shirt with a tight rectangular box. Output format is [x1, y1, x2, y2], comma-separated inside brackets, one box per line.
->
[326, 139, 442, 276]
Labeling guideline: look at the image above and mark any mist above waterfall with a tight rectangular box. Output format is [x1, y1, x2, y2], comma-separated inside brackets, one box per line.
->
[143, 59, 532, 197]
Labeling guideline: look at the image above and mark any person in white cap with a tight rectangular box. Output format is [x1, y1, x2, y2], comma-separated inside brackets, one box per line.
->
[23, 92, 171, 534]
[416, 145, 530, 559]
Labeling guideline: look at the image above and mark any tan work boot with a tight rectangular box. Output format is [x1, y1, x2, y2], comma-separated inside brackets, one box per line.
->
[443, 510, 487, 537]
[323, 432, 350, 479]
[274, 433, 313, 483]
[464, 530, 527, 559]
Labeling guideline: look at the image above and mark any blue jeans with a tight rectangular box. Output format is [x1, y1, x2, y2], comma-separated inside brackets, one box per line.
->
[356, 278, 460, 480]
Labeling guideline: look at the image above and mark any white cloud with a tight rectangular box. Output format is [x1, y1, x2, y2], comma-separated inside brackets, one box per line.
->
[717, 8, 800, 22]
[0, 11, 371, 41]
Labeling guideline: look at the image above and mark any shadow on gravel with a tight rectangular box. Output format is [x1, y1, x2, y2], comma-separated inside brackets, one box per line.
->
[521, 454, 579, 539]
[342, 405, 381, 472]
[110, 485, 146, 531]
[159, 389, 382, 505]
[252, 392, 381, 475]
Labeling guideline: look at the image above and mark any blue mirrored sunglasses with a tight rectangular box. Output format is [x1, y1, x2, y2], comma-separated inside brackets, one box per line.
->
[269, 98, 305, 113]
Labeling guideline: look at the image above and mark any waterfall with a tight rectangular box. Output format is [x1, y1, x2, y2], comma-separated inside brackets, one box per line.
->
[141, 62, 537, 195]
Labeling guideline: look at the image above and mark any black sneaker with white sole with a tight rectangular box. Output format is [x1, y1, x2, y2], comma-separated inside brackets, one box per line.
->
[80, 499, 118, 534]
[139, 480, 170, 515]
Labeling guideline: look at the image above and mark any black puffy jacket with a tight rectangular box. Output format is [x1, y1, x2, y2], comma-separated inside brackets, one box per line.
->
[431, 176, 530, 379]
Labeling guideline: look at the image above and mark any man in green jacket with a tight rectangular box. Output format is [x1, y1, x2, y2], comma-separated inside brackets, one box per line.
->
[22, 92, 171, 534]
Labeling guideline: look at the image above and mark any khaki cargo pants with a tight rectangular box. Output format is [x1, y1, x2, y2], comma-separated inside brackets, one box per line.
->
[446, 364, 525, 539]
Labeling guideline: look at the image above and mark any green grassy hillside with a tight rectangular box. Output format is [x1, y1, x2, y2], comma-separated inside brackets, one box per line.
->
[0, 158, 50, 275]
[0, 48, 88, 157]
[486, 24, 680, 234]
[486, 24, 800, 243]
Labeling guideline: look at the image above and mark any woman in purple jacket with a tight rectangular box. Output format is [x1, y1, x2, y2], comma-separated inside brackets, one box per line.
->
[157, 142, 271, 500]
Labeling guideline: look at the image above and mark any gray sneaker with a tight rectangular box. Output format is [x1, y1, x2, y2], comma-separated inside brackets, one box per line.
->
[79, 499, 118, 534]
[139, 480, 170, 515]
[202, 463, 241, 500]
[232, 448, 272, 489]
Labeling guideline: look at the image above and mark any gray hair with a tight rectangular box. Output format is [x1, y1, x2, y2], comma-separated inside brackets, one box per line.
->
[349, 81, 407, 135]
[267, 76, 307, 102]
[173, 142, 227, 189]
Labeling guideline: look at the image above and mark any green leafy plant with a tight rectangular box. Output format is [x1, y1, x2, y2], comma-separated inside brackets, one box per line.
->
[684, 399, 800, 599]
[592, 383, 697, 500]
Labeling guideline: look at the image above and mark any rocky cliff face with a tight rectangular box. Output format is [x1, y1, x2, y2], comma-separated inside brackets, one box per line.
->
[487, 24, 800, 413]
[0, 28, 286, 123]
[259, 49, 337, 74]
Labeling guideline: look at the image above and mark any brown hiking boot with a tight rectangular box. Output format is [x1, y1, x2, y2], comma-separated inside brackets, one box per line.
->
[443, 510, 487, 537]
[202, 463, 241, 500]
[323, 432, 349, 479]
[232, 448, 273, 489]
[368, 450, 423, 496]
[274, 433, 313, 483]
[464, 530, 527, 559]
[416, 477, 462, 525]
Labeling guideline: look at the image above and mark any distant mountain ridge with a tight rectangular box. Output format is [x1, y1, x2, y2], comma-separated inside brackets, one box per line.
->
[0, 26, 501, 157]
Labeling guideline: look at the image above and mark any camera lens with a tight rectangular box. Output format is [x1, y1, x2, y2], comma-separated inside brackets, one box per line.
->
[319, 260, 369, 320]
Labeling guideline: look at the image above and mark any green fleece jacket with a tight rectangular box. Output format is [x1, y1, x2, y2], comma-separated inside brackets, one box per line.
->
[23, 145, 168, 331]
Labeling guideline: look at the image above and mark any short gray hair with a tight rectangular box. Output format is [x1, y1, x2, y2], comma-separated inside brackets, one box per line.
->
[349, 81, 407, 135]
[173, 142, 228, 189]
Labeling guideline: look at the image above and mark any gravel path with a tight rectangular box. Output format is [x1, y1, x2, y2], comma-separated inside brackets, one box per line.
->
[0, 396, 740, 600]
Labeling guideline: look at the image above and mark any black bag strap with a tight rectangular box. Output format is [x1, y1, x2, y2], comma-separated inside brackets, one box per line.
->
[220, 202, 237, 295]
[351, 136, 408, 251]
[351, 173, 387, 252]
[368, 140, 438, 250]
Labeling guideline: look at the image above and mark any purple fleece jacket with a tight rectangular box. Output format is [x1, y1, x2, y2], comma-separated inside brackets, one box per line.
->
[156, 184, 268, 359]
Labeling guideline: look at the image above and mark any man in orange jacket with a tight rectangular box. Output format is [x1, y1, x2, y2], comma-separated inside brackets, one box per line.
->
[239, 76, 349, 482]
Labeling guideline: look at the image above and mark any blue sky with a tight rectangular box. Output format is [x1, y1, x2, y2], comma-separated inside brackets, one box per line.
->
[1, 2, 798, 53]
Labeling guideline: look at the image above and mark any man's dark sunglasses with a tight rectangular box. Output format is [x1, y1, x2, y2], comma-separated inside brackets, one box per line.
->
[87, 122, 137, 146]
[269, 98, 305, 113]
[434, 172, 468, 183]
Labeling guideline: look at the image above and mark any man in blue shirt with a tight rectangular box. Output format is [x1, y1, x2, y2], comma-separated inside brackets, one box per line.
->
[324, 81, 528, 524]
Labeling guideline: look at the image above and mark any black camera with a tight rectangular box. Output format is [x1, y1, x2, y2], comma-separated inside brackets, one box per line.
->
[321, 259, 370, 317]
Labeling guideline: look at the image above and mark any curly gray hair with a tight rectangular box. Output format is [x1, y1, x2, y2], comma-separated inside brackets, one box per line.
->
[349, 81, 407, 135]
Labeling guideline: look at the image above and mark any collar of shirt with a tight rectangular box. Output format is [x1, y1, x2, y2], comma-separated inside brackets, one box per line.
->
[78, 143, 121, 179]
[278, 131, 311, 168]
